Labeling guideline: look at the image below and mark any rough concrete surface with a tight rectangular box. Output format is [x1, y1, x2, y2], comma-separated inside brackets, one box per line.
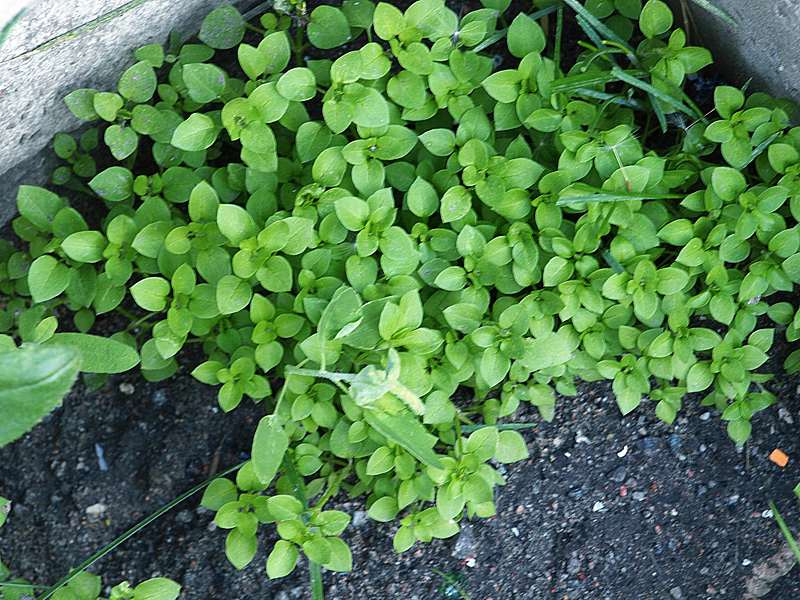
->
[0, 0, 258, 224]
[0, 0, 800, 226]
[682, 0, 800, 102]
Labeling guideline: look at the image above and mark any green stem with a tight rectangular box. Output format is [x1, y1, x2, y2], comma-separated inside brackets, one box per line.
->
[274, 358, 309, 415]
[554, 5, 563, 75]
[245, 23, 266, 35]
[293, 25, 304, 65]
[37, 462, 245, 600]
[124, 311, 156, 332]
[0, 582, 48, 590]
[309, 561, 325, 600]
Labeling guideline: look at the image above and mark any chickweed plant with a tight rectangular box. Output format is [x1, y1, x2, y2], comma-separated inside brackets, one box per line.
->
[1, 0, 799, 596]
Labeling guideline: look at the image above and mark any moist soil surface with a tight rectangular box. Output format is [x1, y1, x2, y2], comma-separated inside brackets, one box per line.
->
[2, 364, 800, 600]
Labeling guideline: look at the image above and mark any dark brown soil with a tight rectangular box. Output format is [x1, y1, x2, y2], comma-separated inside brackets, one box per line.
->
[2, 360, 800, 599]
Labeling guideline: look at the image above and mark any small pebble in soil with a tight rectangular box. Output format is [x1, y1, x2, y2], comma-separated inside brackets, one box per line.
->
[118, 382, 135, 395]
[176, 509, 194, 524]
[700, 412, 711, 421]
[352, 510, 368, 528]
[452, 524, 476, 559]
[670, 585, 684, 599]
[617, 445, 629, 457]
[85, 503, 107, 519]
[608, 466, 627, 483]
[641, 437, 660, 454]
[633, 492, 647, 502]
[592, 501, 605, 512]
[567, 556, 581, 575]
[152, 389, 168, 408]
[94, 443, 108, 471]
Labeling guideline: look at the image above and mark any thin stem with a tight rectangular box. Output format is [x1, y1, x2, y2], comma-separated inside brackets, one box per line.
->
[244, 23, 265, 35]
[124, 311, 156, 332]
[554, 5, 563, 75]
[37, 462, 245, 600]
[284, 366, 357, 383]
[309, 561, 324, 600]
[0, 582, 48, 590]
[274, 358, 309, 415]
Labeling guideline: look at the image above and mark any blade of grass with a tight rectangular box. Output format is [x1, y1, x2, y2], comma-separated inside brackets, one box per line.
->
[558, 191, 683, 205]
[575, 15, 619, 68]
[562, 0, 638, 63]
[742, 132, 780, 169]
[554, 5, 564, 75]
[649, 92, 669, 133]
[461, 423, 537, 433]
[611, 67, 698, 118]
[770, 501, 800, 562]
[572, 88, 645, 110]
[472, 5, 558, 54]
[551, 69, 647, 93]
[687, 0, 737, 28]
[37, 461, 245, 600]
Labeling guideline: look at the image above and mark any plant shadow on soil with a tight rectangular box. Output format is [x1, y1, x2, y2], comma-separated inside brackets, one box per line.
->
[2, 355, 800, 600]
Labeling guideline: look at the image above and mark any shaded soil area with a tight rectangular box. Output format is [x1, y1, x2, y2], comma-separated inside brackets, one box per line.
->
[2, 365, 800, 600]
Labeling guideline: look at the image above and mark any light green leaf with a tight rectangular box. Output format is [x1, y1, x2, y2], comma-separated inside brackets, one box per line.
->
[0, 345, 80, 448]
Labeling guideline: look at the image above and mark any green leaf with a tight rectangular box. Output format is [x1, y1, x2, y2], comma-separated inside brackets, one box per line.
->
[171, 113, 218, 151]
[308, 5, 352, 49]
[714, 85, 744, 119]
[93, 91, 123, 122]
[132, 577, 181, 600]
[46, 333, 140, 374]
[226, 529, 257, 570]
[368, 496, 399, 522]
[201, 478, 238, 510]
[0, 345, 80, 447]
[62, 231, 107, 263]
[238, 43, 268, 80]
[216, 275, 252, 314]
[440, 185, 472, 222]
[104, 124, 139, 160]
[373, 2, 404, 40]
[407, 177, 439, 217]
[64, 88, 98, 121]
[323, 537, 353, 572]
[363, 409, 442, 468]
[131, 276, 171, 312]
[507, 13, 545, 57]
[89, 166, 134, 202]
[481, 70, 521, 103]
[17, 185, 63, 231]
[267, 540, 298, 579]
[639, 0, 673, 38]
[277, 68, 317, 102]
[182, 63, 227, 103]
[495, 430, 529, 463]
[686, 362, 714, 392]
[218, 203, 257, 245]
[199, 5, 245, 49]
[252, 416, 289, 486]
[118, 61, 157, 103]
[28, 255, 70, 302]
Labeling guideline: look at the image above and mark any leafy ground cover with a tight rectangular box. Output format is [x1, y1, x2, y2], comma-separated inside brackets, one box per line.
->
[3, 0, 800, 597]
